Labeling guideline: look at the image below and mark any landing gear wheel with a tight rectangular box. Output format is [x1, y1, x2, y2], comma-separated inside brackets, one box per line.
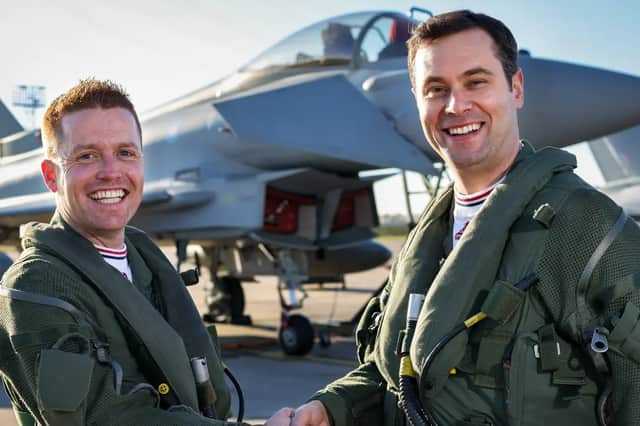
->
[205, 276, 251, 325]
[279, 314, 315, 355]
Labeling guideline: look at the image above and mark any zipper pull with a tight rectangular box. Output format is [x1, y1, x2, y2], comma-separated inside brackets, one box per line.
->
[590, 328, 609, 353]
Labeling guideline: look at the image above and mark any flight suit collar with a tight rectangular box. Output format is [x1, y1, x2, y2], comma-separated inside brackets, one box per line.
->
[126, 241, 154, 304]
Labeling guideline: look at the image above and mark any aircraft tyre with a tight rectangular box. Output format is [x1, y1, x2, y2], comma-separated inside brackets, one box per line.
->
[0, 252, 12, 275]
[206, 276, 252, 325]
[279, 314, 315, 355]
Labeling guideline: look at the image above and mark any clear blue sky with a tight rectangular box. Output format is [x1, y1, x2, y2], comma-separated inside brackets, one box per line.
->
[1, 0, 638, 215]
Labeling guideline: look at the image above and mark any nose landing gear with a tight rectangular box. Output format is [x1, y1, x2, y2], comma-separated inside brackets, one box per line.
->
[278, 312, 315, 356]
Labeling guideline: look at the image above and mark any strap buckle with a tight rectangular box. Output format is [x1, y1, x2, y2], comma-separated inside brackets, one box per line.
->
[92, 340, 112, 364]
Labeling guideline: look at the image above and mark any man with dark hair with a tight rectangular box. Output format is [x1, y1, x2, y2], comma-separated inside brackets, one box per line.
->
[280, 10, 640, 426]
[407, 10, 518, 87]
[0, 79, 291, 425]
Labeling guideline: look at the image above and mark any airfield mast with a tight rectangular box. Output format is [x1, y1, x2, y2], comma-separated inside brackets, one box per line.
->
[12, 85, 46, 129]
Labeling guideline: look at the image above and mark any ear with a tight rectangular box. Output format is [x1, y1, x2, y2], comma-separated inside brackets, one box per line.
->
[512, 68, 524, 109]
[41, 159, 58, 192]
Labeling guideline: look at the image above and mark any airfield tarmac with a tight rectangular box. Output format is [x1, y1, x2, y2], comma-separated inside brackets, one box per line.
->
[0, 239, 402, 424]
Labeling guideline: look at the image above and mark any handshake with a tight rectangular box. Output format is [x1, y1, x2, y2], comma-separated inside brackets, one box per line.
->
[264, 401, 331, 426]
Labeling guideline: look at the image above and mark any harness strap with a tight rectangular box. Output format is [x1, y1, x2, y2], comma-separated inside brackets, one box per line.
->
[573, 208, 627, 426]
[0, 286, 84, 324]
[608, 302, 640, 362]
[576, 208, 628, 342]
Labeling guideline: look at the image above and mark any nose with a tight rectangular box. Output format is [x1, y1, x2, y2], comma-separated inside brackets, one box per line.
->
[444, 88, 472, 115]
[96, 154, 123, 180]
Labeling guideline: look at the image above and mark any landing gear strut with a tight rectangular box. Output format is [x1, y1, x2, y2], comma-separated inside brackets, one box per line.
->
[262, 245, 316, 356]
[205, 276, 252, 325]
[202, 246, 252, 325]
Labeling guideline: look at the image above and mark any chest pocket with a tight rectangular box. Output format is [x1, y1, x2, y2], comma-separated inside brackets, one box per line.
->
[460, 279, 529, 389]
[461, 199, 561, 388]
[459, 193, 600, 416]
[454, 278, 599, 426]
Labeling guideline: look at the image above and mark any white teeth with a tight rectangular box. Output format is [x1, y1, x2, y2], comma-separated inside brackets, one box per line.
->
[95, 198, 121, 204]
[90, 190, 125, 203]
[448, 123, 481, 135]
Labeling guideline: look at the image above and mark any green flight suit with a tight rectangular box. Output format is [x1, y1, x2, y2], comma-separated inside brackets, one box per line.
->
[0, 213, 250, 425]
[311, 143, 640, 425]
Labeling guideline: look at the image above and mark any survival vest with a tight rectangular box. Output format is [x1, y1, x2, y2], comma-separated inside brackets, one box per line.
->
[357, 144, 635, 425]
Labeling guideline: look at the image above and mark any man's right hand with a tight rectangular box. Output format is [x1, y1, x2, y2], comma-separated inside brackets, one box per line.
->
[290, 401, 331, 426]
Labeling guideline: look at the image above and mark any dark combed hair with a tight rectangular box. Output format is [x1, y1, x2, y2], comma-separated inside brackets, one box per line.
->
[42, 78, 142, 159]
[407, 10, 518, 87]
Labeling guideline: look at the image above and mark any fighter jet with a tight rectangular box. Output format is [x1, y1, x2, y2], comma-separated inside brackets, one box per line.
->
[583, 125, 640, 220]
[1, 9, 640, 355]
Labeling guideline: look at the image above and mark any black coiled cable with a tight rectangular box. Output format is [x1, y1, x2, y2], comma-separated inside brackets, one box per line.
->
[399, 371, 432, 426]
[224, 367, 245, 423]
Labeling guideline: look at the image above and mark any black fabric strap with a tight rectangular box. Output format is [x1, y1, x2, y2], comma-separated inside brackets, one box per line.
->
[576, 208, 628, 342]
[575, 209, 627, 426]
[0, 285, 103, 340]
[0, 286, 83, 321]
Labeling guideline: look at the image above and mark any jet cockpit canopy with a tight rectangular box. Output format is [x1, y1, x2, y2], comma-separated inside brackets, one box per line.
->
[239, 11, 416, 73]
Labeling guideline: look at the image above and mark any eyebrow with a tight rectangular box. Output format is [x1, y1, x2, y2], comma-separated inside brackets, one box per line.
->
[67, 142, 140, 155]
[422, 67, 495, 87]
[462, 67, 494, 77]
[422, 76, 447, 87]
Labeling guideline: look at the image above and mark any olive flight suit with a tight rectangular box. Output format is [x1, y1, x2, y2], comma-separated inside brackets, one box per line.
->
[0, 213, 250, 425]
[312, 143, 640, 425]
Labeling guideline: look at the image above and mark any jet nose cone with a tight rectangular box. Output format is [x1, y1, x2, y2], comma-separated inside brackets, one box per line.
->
[308, 240, 392, 275]
[333, 240, 392, 272]
[519, 55, 640, 148]
[357, 240, 393, 269]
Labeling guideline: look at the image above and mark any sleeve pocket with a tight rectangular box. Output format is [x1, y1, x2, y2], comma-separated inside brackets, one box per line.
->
[37, 349, 95, 412]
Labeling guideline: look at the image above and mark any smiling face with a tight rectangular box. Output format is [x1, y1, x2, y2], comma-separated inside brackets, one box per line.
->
[41, 107, 144, 247]
[413, 28, 524, 192]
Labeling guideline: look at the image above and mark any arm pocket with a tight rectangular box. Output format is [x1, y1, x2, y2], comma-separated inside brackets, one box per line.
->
[36, 349, 95, 422]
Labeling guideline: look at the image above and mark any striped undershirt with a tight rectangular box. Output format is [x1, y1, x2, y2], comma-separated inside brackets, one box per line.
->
[452, 175, 506, 248]
[94, 244, 132, 282]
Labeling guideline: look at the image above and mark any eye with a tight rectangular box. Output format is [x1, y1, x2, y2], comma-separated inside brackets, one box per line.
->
[424, 85, 448, 98]
[75, 151, 97, 162]
[118, 148, 141, 159]
[468, 79, 488, 88]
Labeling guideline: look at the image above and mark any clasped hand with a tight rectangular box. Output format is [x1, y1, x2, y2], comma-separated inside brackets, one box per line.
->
[264, 401, 331, 426]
